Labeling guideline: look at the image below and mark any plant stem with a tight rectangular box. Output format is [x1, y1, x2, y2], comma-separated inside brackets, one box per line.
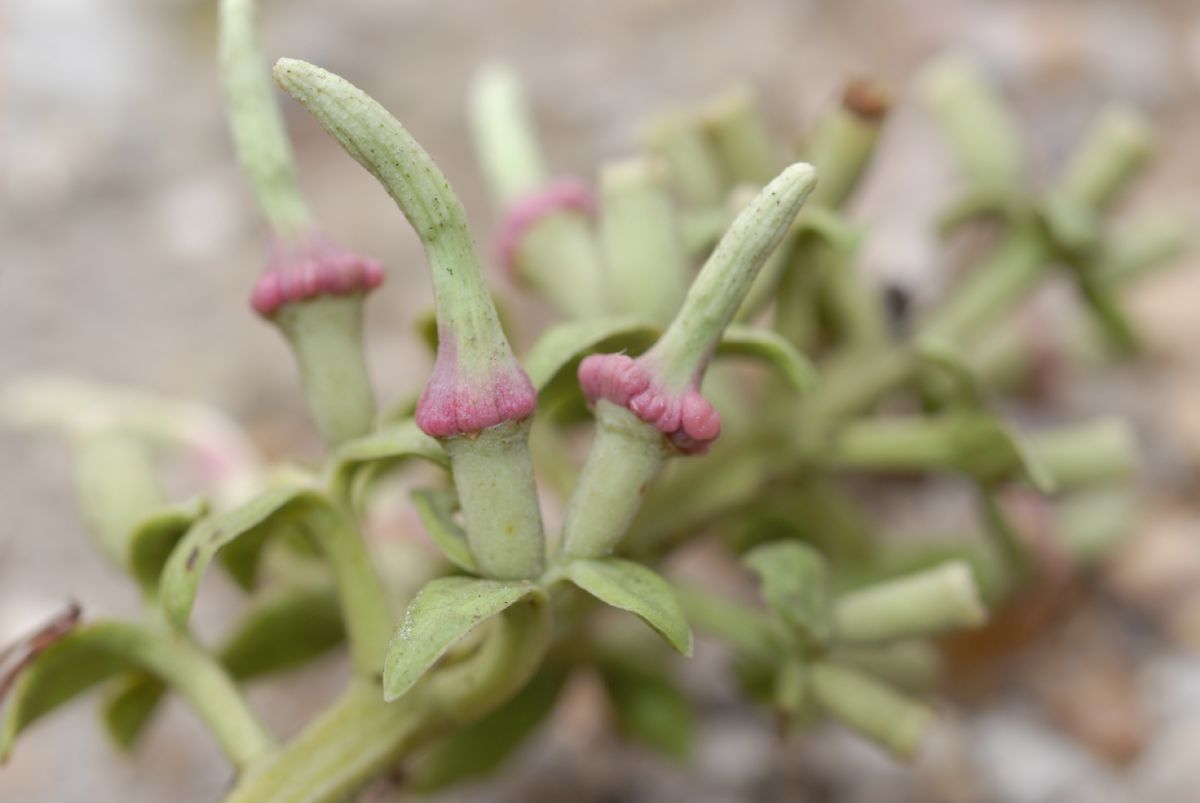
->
[304, 504, 393, 676]
[274, 296, 376, 447]
[560, 401, 670, 560]
[225, 599, 549, 803]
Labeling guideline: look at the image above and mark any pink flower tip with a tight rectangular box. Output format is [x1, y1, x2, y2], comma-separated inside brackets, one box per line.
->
[496, 178, 597, 277]
[415, 337, 537, 438]
[250, 236, 385, 317]
[578, 353, 721, 455]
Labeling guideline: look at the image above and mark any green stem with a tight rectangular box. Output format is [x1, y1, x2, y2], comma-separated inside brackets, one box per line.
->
[809, 661, 932, 758]
[219, 0, 311, 237]
[303, 504, 393, 675]
[560, 401, 669, 561]
[225, 599, 550, 803]
[274, 296, 376, 446]
[95, 623, 275, 769]
[442, 420, 546, 580]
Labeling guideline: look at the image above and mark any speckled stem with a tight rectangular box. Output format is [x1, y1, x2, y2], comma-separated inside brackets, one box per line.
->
[560, 401, 669, 560]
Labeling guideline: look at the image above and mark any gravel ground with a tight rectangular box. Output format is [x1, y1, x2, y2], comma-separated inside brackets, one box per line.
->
[3, 1, 1200, 801]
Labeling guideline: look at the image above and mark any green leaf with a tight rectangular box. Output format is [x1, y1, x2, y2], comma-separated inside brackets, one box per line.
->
[326, 418, 448, 503]
[597, 651, 695, 760]
[410, 488, 477, 573]
[408, 659, 571, 791]
[159, 485, 326, 629]
[744, 542, 832, 648]
[100, 584, 345, 750]
[717, 326, 817, 392]
[522, 316, 659, 391]
[3, 620, 238, 762]
[218, 585, 344, 679]
[128, 497, 209, 594]
[563, 559, 693, 656]
[101, 673, 165, 750]
[384, 577, 544, 701]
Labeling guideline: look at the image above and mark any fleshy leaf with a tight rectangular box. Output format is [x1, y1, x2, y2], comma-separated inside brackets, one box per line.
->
[744, 541, 832, 648]
[384, 577, 543, 701]
[717, 325, 817, 392]
[128, 497, 209, 594]
[101, 673, 165, 750]
[327, 418, 448, 503]
[218, 585, 344, 679]
[563, 559, 693, 656]
[410, 489, 477, 573]
[522, 316, 659, 391]
[596, 651, 695, 760]
[159, 485, 326, 629]
[809, 661, 933, 758]
[101, 584, 345, 749]
[408, 658, 570, 791]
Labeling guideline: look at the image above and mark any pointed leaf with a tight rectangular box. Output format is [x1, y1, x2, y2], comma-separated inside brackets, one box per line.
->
[564, 559, 692, 656]
[101, 673, 165, 750]
[744, 542, 832, 648]
[596, 651, 695, 760]
[717, 325, 817, 392]
[101, 584, 345, 749]
[128, 497, 209, 594]
[384, 577, 543, 701]
[328, 418, 448, 503]
[410, 489, 477, 573]
[159, 485, 326, 629]
[218, 585, 344, 679]
[408, 659, 570, 791]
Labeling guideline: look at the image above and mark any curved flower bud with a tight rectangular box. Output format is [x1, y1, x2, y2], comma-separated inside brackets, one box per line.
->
[468, 64, 606, 318]
[221, 0, 379, 447]
[276, 58, 545, 580]
[561, 163, 817, 560]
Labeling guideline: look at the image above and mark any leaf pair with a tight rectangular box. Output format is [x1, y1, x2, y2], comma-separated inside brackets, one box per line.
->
[384, 558, 692, 703]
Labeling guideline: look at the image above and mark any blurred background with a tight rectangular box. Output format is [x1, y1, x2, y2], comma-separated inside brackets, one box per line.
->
[3, 0, 1200, 800]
